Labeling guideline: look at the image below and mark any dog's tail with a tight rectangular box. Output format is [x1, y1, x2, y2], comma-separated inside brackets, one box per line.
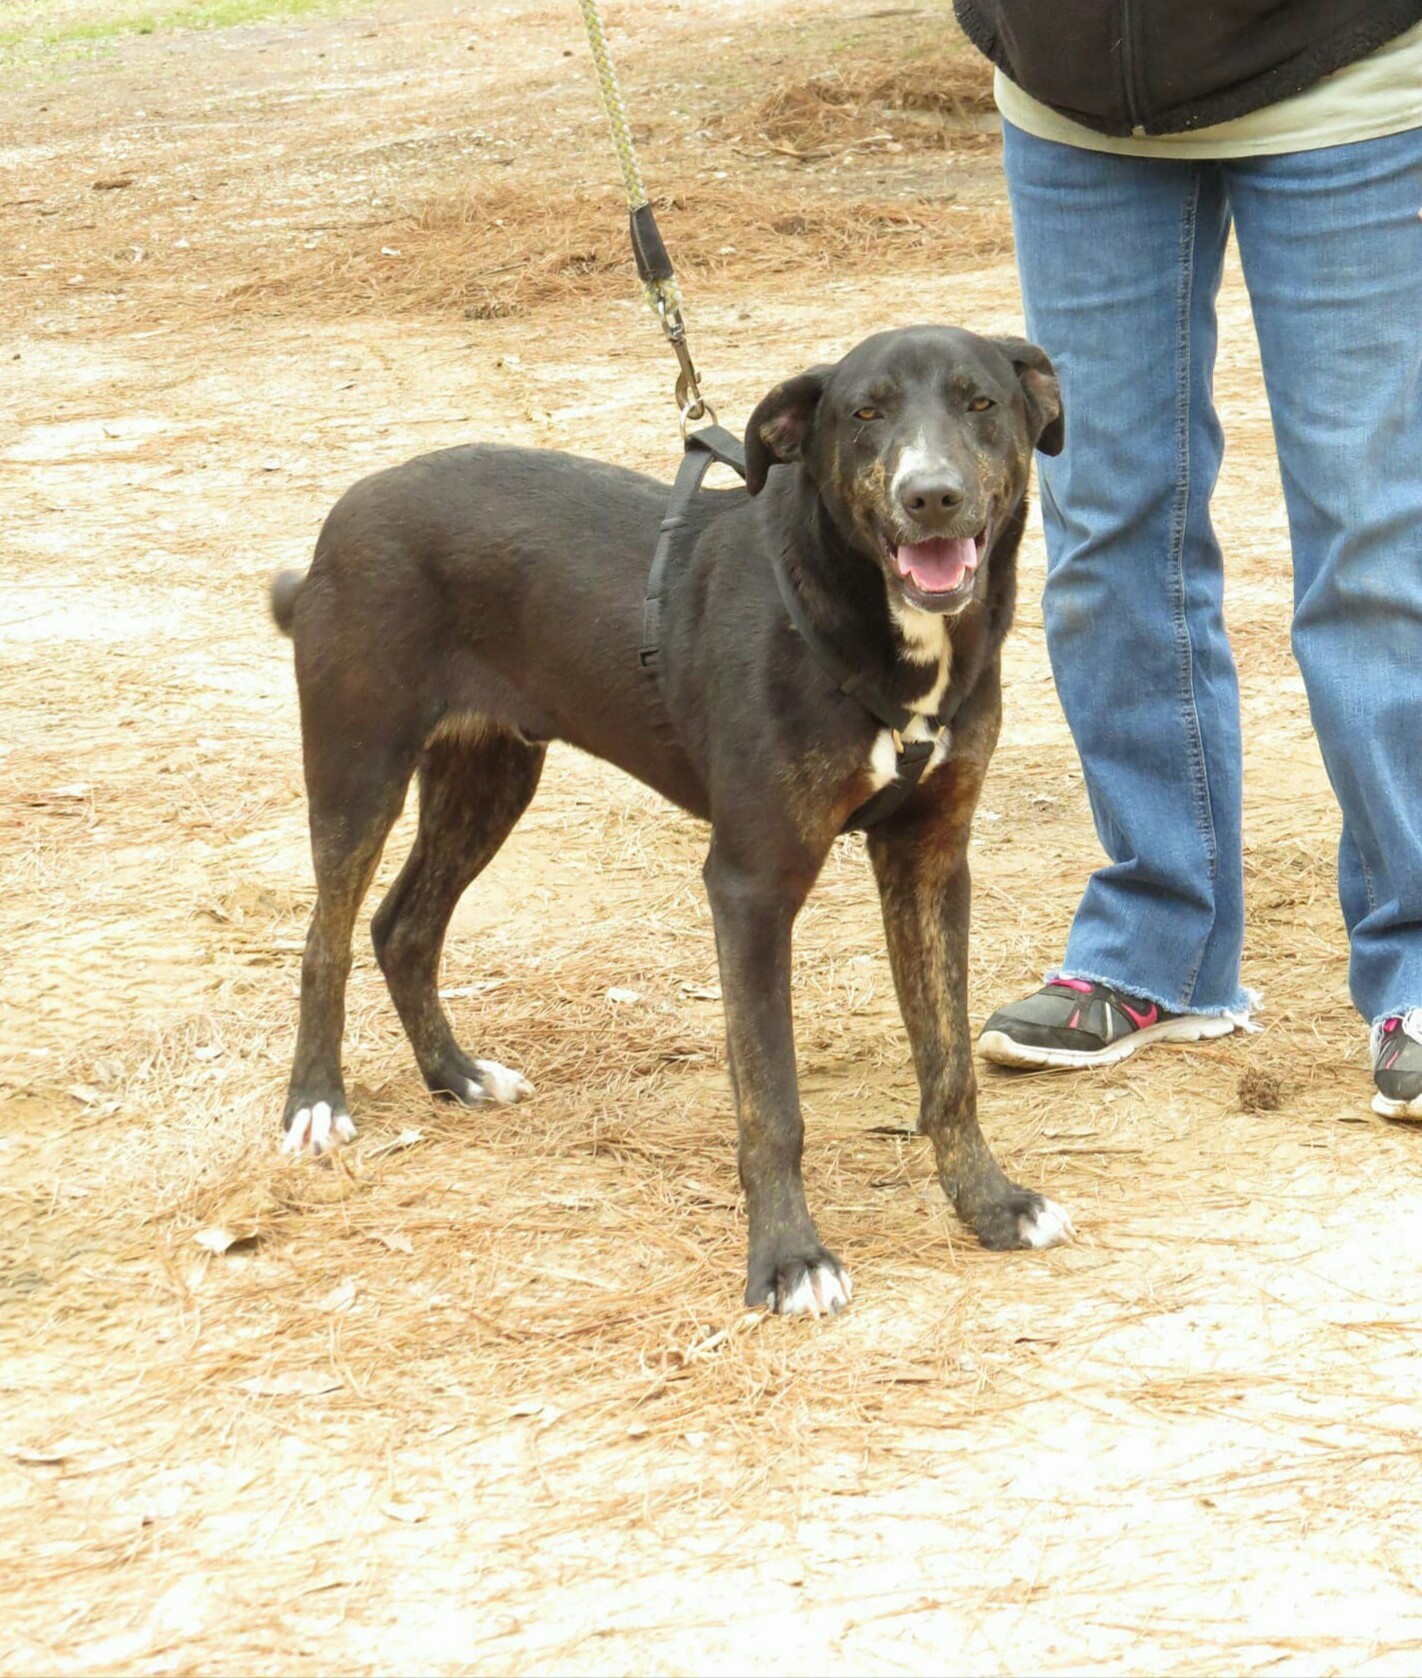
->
[269, 568, 306, 637]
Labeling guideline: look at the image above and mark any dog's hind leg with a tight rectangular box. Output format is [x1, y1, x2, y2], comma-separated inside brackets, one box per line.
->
[284, 736, 416, 1156]
[867, 752, 1074, 1252]
[371, 722, 544, 1108]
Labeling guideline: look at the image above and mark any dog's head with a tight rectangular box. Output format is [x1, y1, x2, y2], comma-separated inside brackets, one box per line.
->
[745, 325, 1062, 617]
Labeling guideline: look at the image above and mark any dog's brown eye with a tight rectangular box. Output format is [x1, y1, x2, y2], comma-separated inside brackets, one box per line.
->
[853, 406, 881, 422]
[968, 395, 995, 413]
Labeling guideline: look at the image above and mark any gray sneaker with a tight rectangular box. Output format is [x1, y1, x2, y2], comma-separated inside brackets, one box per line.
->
[1372, 1011, 1422, 1118]
[978, 977, 1238, 1071]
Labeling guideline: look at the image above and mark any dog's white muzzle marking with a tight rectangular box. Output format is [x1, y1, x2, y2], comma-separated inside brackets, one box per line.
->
[889, 432, 937, 505]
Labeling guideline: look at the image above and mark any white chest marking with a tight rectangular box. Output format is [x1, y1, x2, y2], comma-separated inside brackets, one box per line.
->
[867, 730, 900, 792]
[890, 599, 953, 715]
[861, 583, 956, 798]
[866, 718, 952, 794]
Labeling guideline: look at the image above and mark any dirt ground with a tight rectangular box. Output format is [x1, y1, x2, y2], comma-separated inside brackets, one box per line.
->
[5, 1, 1422, 1672]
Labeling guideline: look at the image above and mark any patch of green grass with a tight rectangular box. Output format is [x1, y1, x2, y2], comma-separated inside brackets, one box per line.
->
[0, 0, 348, 58]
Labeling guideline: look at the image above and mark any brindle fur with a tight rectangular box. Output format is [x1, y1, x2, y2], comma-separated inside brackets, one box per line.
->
[271, 324, 1067, 1315]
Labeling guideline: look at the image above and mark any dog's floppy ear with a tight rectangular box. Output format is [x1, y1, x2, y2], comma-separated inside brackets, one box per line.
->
[744, 367, 829, 495]
[997, 337, 1064, 456]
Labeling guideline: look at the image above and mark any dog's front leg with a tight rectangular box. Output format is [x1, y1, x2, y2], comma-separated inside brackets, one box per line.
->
[867, 771, 1074, 1252]
[703, 837, 851, 1317]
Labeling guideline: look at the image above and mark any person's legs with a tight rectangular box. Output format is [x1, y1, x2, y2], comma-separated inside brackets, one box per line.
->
[1226, 127, 1422, 1107]
[999, 125, 1251, 1021]
[1226, 129, 1422, 1024]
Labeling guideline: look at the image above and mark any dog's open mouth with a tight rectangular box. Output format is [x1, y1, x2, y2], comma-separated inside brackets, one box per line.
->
[887, 531, 987, 611]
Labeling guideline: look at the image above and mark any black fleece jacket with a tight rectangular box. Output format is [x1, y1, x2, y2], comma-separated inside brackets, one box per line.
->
[953, 0, 1422, 136]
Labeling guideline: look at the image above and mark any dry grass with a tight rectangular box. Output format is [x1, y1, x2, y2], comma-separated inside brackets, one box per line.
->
[8, 0, 1422, 1672]
[228, 179, 1011, 321]
[743, 53, 996, 157]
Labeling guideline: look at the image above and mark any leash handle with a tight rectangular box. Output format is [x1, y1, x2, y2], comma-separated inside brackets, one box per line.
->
[575, 0, 710, 428]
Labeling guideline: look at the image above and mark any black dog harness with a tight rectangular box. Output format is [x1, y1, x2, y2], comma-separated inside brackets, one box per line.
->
[640, 428, 948, 831]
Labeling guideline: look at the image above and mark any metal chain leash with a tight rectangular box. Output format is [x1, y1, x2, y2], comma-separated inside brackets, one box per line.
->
[575, 0, 712, 431]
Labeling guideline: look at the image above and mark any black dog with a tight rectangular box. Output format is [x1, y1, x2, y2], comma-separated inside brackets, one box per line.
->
[270, 324, 1071, 1315]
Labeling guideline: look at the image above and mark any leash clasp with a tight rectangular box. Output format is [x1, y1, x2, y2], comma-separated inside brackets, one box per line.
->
[655, 293, 712, 433]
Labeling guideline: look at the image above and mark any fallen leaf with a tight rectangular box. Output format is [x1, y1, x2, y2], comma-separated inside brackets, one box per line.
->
[368, 1229, 414, 1254]
[381, 1498, 426, 1523]
[93, 175, 134, 190]
[66, 1084, 101, 1105]
[318, 1278, 358, 1313]
[194, 1225, 260, 1255]
[678, 982, 721, 1001]
[605, 987, 640, 1005]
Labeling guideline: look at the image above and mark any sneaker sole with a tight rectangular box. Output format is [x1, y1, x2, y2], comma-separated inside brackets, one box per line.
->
[1371, 1089, 1422, 1119]
[978, 1013, 1238, 1071]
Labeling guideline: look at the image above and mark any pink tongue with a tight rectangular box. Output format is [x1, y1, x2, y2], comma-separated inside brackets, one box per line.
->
[895, 536, 978, 592]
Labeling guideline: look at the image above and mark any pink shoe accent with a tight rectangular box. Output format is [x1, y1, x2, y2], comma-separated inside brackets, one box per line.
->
[1050, 977, 1160, 1031]
[1067, 1008, 1081, 1030]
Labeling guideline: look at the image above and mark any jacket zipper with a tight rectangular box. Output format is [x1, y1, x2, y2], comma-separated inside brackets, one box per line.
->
[1118, 0, 1147, 132]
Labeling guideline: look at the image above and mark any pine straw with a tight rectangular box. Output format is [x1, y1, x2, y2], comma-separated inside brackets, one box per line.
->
[742, 54, 997, 155]
[12, 630, 1422, 1673]
[228, 180, 1012, 321]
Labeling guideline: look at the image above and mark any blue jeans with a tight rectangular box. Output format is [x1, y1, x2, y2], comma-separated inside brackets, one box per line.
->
[1002, 121, 1422, 1026]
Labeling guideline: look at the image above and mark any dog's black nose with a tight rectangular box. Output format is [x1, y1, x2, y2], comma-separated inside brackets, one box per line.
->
[898, 474, 965, 521]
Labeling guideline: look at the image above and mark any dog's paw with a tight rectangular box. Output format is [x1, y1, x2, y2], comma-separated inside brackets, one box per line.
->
[749, 1251, 853, 1319]
[431, 1057, 535, 1108]
[970, 1189, 1074, 1251]
[471, 1059, 534, 1104]
[282, 1101, 357, 1157]
[1016, 1196, 1074, 1248]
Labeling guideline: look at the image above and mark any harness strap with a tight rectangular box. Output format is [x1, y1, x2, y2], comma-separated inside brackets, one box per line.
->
[641, 425, 745, 668]
[843, 737, 938, 831]
[766, 545, 918, 735]
[642, 428, 950, 830]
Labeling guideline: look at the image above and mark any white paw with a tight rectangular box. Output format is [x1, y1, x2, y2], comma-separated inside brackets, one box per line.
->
[1017, 1197, 1074, 1249]
[471, 1059, 534, 1105]
[282, 1101, 357, 1157]
[768, 1261, 853, 1318]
